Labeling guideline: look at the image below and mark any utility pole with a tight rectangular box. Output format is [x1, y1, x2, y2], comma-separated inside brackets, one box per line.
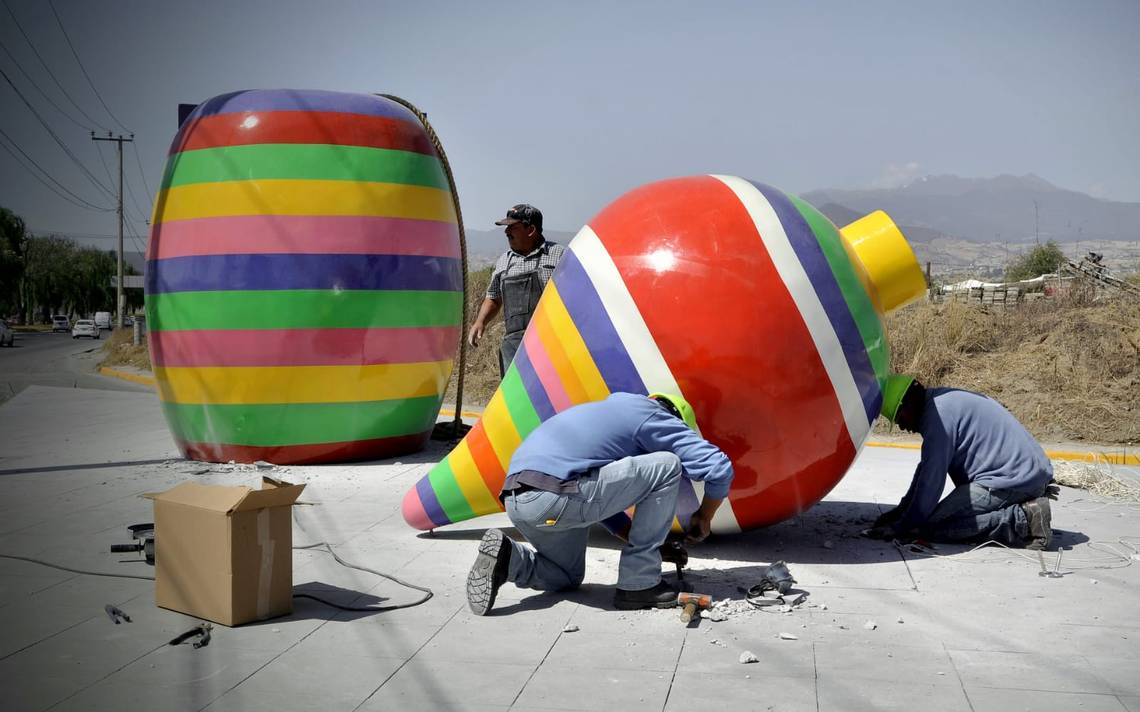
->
[91, 132, 134, 328]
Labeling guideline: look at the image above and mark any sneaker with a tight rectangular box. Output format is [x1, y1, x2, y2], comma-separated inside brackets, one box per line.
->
[1022, 497, 1053, 550]
[466, 529, 512, 615]
[613, 580, 679, 610]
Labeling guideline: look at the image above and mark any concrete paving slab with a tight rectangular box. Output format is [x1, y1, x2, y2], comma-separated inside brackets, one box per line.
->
[2, 384, 1139, 711]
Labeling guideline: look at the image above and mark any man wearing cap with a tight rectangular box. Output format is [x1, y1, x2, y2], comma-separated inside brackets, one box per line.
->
[465, 392, 734, 615]
[468, 204, 566, 376]
[869, 375, 1056, 549]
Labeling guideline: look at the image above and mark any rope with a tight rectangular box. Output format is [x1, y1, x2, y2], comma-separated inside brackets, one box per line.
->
[379, 94, 469, 436]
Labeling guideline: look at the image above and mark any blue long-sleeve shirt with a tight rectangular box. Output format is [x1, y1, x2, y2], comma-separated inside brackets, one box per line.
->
[508, 392, 735, 499]
[894, 388, 1053, 531]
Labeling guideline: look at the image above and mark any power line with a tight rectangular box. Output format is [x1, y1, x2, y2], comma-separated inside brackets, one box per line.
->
[0, 0, 108, 132]
[130, 141, 155, 203]
[94, 137, 148, 223]
[47, 0, 131, 133]
[0, 126, 113, 211]
[0, 64, 116, 200]
[0, 36, 92, 131]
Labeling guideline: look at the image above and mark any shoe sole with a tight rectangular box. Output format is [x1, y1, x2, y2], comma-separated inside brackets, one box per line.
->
[613, 598, 678, 611]
[466, 529, 507, 616]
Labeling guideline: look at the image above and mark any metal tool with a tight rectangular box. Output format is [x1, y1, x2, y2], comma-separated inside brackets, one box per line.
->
[1037, 548, 1064, 578]
[104, 604, 131, 624]
[678, 592, 712, 623]
[660, 538, 688, 581]
[169, 622, 212, 648]
[110, 523, 156, 565]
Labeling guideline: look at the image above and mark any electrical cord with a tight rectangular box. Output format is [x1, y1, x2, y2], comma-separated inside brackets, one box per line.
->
[895, 536, 1138, 572]
[0, 542, 435, 612]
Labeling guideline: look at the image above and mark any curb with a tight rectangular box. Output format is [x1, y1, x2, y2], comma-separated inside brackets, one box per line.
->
[98, 367, 156, 387]
[91, 367, 1140, 465]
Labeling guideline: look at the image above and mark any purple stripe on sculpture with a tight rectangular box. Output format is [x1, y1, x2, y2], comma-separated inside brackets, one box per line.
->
[146, 253, 461, 294]
[513, 344, 556, 422]
[416, 476, 450, 528]
[185, 89, 417, 123]
[553, 250, 646, 394]
[749, 181, 879, 424]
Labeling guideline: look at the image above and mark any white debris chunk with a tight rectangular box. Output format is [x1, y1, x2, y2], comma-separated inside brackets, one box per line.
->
[703, 608, 728, 622]
[778, 632, 799, 640]
[864, 620, 878, 630]
[897, 617, 904, 624]
[739, 651, 760, 663]
[562, 624, 579, 633]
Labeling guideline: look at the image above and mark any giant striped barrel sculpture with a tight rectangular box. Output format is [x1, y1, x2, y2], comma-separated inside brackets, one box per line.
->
[146, 89, 461, 465]
[403, 175, 925, 532]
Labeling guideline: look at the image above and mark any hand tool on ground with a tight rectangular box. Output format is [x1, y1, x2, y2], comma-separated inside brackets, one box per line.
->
[169, 622, 212, 648]
[110, 523, 156, 565]
[659, 538, 689, 580]
[678, 592, 712, 623]
[104, 604, 131, 624]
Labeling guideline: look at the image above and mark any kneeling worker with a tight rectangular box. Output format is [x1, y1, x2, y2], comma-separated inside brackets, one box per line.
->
[869, 375, 1055, 549]
[466, 392, 734, 615]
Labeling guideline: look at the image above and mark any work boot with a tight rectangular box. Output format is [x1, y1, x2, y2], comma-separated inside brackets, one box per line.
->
[1022, 497, 1053, 550]
[466, 529, 512, 616]
[613, 580, 679, 610]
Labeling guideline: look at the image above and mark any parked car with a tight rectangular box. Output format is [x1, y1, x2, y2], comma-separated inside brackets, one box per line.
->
[0, 319, 13, 347]
[72, 319, 99, 339]
[94, 311, 112, 330]
[51, 315, 70, 332]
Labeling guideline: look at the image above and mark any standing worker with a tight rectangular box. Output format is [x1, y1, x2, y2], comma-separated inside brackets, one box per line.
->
[468, 204, 565, 377]
[465, 392, 734, 615]
[867, 375, 1056, 549]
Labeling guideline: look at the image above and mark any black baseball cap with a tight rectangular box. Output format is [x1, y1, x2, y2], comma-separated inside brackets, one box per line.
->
[495, 204, 543, 232]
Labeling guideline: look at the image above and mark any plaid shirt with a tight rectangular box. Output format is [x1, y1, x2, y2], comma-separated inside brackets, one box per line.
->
[486, 239, 566, 301]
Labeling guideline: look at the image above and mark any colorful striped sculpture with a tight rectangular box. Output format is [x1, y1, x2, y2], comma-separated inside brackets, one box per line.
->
[403, 175, 925, 533]
[146, 89, 462, 465]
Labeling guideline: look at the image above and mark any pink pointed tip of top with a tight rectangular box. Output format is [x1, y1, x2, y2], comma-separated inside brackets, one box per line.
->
[401, 488, 435, 530]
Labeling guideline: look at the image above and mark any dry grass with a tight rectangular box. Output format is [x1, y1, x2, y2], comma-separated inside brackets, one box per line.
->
[99, 327, 152, 371]
[883, 295, 1140, 443]
[443, 266, 503, 408]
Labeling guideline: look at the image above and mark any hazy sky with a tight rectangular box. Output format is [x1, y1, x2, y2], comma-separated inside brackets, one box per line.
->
[1, 0, 1138, 251]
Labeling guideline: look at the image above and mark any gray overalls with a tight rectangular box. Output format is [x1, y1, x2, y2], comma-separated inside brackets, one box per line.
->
[499, 270, 544, 376]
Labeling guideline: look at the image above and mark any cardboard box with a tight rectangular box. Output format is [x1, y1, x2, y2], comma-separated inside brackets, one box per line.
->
[151, 476, 305, 626]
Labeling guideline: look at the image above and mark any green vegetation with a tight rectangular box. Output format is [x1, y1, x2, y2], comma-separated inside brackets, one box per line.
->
[1004, 240, 1066, 281]
[0, 205, 142, 323]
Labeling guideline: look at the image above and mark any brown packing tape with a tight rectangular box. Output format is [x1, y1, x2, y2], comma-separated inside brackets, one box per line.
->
[256, 509, 273, 619]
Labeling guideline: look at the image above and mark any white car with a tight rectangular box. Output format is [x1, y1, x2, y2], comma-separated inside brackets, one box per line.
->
[51, 315, 70, 332]
[0, 319, 13, 347]
[72, 319, 99, 339]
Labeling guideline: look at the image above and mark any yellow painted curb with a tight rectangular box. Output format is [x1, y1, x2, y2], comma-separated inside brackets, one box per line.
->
[439, 408, 485, 420]
[98, 367, 156, 387]
[866, 441, 1139, 466]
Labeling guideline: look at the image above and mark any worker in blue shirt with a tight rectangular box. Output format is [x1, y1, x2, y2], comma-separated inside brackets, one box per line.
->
[466, 392, 735, 615]
[867, 375, 1055, 549]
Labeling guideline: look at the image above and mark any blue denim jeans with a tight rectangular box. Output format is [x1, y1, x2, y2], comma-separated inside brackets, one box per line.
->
[504, 451, 682, 591]
[920, 482, 1043, 546]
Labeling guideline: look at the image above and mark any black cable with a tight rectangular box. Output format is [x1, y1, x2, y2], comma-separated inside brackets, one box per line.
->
[0, 65, 116, 199]
[47, 0, 131, 133]
[0, 126, 114, 211]
[0, 36, 91, 131]
[130, 141, 155, 203]
[0, 0, 108, 131]
[0, 542, 435, 613]
[293, 542, 434, 611]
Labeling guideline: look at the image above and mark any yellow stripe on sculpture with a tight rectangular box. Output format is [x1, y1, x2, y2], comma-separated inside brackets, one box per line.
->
[482, 389, 522, 472]
[155, 361, 452, 404]
[542, 284, 610, 402]
[448, 439, 505, 516]
[152, 180, 458, 224]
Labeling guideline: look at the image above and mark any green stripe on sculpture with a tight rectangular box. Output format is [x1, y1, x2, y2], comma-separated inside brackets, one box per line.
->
[500, 363, 542, 440]
[790, 196, 890, 381]
[161, 396, 440, 445]
[161, 144, 450, 190]
[149, 290, 463, 331]
[426, 458, 477, 523]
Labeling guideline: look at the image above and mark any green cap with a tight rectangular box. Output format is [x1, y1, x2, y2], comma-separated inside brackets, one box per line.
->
[880, 374, 917, 424]
[648, 392, 698, 431]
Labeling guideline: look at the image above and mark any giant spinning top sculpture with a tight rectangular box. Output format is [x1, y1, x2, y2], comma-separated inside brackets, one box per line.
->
[146, 89, 463, 465]
[402, 175, 925, 533]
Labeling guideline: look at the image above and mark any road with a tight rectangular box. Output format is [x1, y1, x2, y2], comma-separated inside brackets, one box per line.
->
[0, 330, 152, 405]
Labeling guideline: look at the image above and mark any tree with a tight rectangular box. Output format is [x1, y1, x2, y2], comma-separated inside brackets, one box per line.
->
[1005, 241, 1066, 282]
[0, 207, 28, 317]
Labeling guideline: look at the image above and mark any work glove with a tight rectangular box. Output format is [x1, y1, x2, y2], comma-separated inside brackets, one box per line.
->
[658, 538, 688, 569]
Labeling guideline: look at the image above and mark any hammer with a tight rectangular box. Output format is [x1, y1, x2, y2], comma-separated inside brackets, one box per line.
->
[678, 592, 712, 623]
